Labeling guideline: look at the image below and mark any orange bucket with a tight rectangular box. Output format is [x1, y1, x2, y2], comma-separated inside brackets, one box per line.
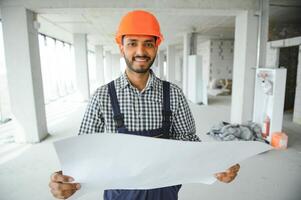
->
[271, 132, 288, 149]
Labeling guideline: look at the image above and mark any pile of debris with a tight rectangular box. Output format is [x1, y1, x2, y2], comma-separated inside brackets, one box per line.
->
[207, 121, 268, 143]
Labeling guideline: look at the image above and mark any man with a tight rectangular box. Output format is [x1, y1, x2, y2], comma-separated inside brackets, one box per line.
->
[49, 10, 240, 200]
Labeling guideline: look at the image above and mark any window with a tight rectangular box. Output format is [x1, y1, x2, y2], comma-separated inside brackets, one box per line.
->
[38, 34, 76, 104]
[0, 22, 11, 124]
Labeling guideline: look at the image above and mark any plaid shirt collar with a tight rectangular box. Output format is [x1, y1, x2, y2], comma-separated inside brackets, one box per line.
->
[119, 69, 160, 92]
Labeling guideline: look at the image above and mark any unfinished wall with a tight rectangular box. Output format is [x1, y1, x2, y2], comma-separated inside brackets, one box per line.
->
[269, 23, 301, 41]
[197, 38, 234, 86]
[279, 46, 299, 111]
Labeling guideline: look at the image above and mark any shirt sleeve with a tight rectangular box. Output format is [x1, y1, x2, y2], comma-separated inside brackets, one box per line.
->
[78, 88, 105, 135]
[170, 87, 201, 142]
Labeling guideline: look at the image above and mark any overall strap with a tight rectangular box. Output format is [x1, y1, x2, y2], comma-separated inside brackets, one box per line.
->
[108, 81, 125, 129]
[162, 81, 172, 137]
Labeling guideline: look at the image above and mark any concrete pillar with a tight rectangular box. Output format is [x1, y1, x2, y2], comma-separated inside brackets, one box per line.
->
[104, 51, 112, 84]
[0, 73, 11, 123]
[183, 33, 191, 96]
[95, 45, 105, 86]
[293, 45, 301, 125]
[73, 33, 90, 101]
[257, 0, 269, 68]
[0, 25, 11, 123]
[151, 55, 159, 75]
[166, 45, 176, 84]
[174, 51, 183, 88]
[157, 50, 165, 79]
[231, 10, 258, 123]
[1, 6, 48, 143]
[111, 54, 121, 80]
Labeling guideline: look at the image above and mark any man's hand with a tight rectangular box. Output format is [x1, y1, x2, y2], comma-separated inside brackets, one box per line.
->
[215, 164, 240, 183]
[49, 171, 81, 199]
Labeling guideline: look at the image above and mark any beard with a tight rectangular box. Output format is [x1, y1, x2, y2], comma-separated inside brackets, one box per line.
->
[124, 54, 156, 74]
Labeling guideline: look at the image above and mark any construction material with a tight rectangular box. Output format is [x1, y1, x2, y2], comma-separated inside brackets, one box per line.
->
[271, 132, 288, 149]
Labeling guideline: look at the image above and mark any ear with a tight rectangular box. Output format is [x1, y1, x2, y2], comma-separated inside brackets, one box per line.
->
[119, 44, 125, 55]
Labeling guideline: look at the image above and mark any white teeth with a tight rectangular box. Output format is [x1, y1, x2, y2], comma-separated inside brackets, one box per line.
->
[135, 58, 147, 61]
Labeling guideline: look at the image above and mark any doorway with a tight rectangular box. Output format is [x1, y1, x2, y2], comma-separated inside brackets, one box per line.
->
[279, 46, 299, 112]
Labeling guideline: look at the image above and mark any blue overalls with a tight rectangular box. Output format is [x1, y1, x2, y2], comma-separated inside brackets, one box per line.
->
[104, 80, 181, 200]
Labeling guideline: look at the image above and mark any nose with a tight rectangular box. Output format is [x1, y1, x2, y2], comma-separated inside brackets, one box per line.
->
[135, 43, 146, 56]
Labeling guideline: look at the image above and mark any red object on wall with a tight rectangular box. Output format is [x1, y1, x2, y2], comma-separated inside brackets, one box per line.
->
[262, 116, 270, 138]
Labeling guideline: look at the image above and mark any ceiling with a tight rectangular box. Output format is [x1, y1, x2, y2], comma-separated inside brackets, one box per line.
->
[1, 0, 300, 53]
[37, 9, 236, 53]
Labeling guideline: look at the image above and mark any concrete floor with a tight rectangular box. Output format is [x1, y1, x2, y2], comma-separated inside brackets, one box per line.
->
[0, 95, 300, 200]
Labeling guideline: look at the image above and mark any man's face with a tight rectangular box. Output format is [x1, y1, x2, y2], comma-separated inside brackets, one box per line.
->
[119, 35, 158, 74]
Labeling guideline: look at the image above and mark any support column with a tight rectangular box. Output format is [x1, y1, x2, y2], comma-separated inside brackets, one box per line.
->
[95, 45, 105, 86]
[151, 55, 159, 75]
[157, 50, 165, 80]
[104, 51, 112, 84]
[73, 33, 90, 101]
[231, 10, 258, 123]
[1, 6, 48, 143]
[166, 45, 176, 84]
[0, 26, 11, 123]
[183, 33, 191, 96]
[111, 53, 121, 80]
[293, 45, 301, 125]
[257, 0, 269, 68]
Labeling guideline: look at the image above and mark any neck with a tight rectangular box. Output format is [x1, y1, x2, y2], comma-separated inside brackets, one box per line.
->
[125, 68, 150, 91]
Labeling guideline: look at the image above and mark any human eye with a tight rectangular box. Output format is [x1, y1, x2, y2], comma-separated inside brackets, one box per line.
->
[145, 42, 155, 48]
[127, 42, 137, 47]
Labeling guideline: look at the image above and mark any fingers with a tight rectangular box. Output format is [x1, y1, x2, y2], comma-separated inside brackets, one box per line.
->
[51, 171, 74, 183]
[229, 164, 240, 172]
[226, 164, 240, 173]
[215, 172, 237, 183]
[51, 188, 77, 199]
[49, 182, 81, 198]
[215, 163, 240, 183]
[49, 181, 80, 191]
[49, 171, 80, 199]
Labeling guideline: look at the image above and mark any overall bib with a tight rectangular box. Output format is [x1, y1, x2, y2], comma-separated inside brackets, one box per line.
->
[104, 80, 181, 200]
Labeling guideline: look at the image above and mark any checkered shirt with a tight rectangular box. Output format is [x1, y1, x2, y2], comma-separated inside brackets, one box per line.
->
[78, 70, 200, 141]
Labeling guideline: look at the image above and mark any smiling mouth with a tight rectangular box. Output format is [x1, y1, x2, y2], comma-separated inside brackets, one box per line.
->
[133, 57, 150, 62]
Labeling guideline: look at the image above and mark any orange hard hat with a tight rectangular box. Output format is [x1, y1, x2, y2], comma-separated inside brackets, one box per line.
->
[115, 10, 164, 46]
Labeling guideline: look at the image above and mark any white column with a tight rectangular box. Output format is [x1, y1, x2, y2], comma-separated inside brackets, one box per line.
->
[231, 10, 258, 123]
[0, 26, 11, 122]
[166, 44, 176, 84]
[257, 0, 269, 68]
[111, 53, 121, 80]
[293, 45, 301, 125]
[1, 7, 48, 143]
[95, 45, 105, 86]
[183, 33, 191, 96]
[104, 51, 112, 84]
[73, 33, 90, 101]
[151, 55, 159, 75]
[174, 51, 182, 88]
[157, 50, 165, 80]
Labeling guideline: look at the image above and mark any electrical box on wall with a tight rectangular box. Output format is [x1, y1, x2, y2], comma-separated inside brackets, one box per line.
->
[253, 68, 287, 142]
